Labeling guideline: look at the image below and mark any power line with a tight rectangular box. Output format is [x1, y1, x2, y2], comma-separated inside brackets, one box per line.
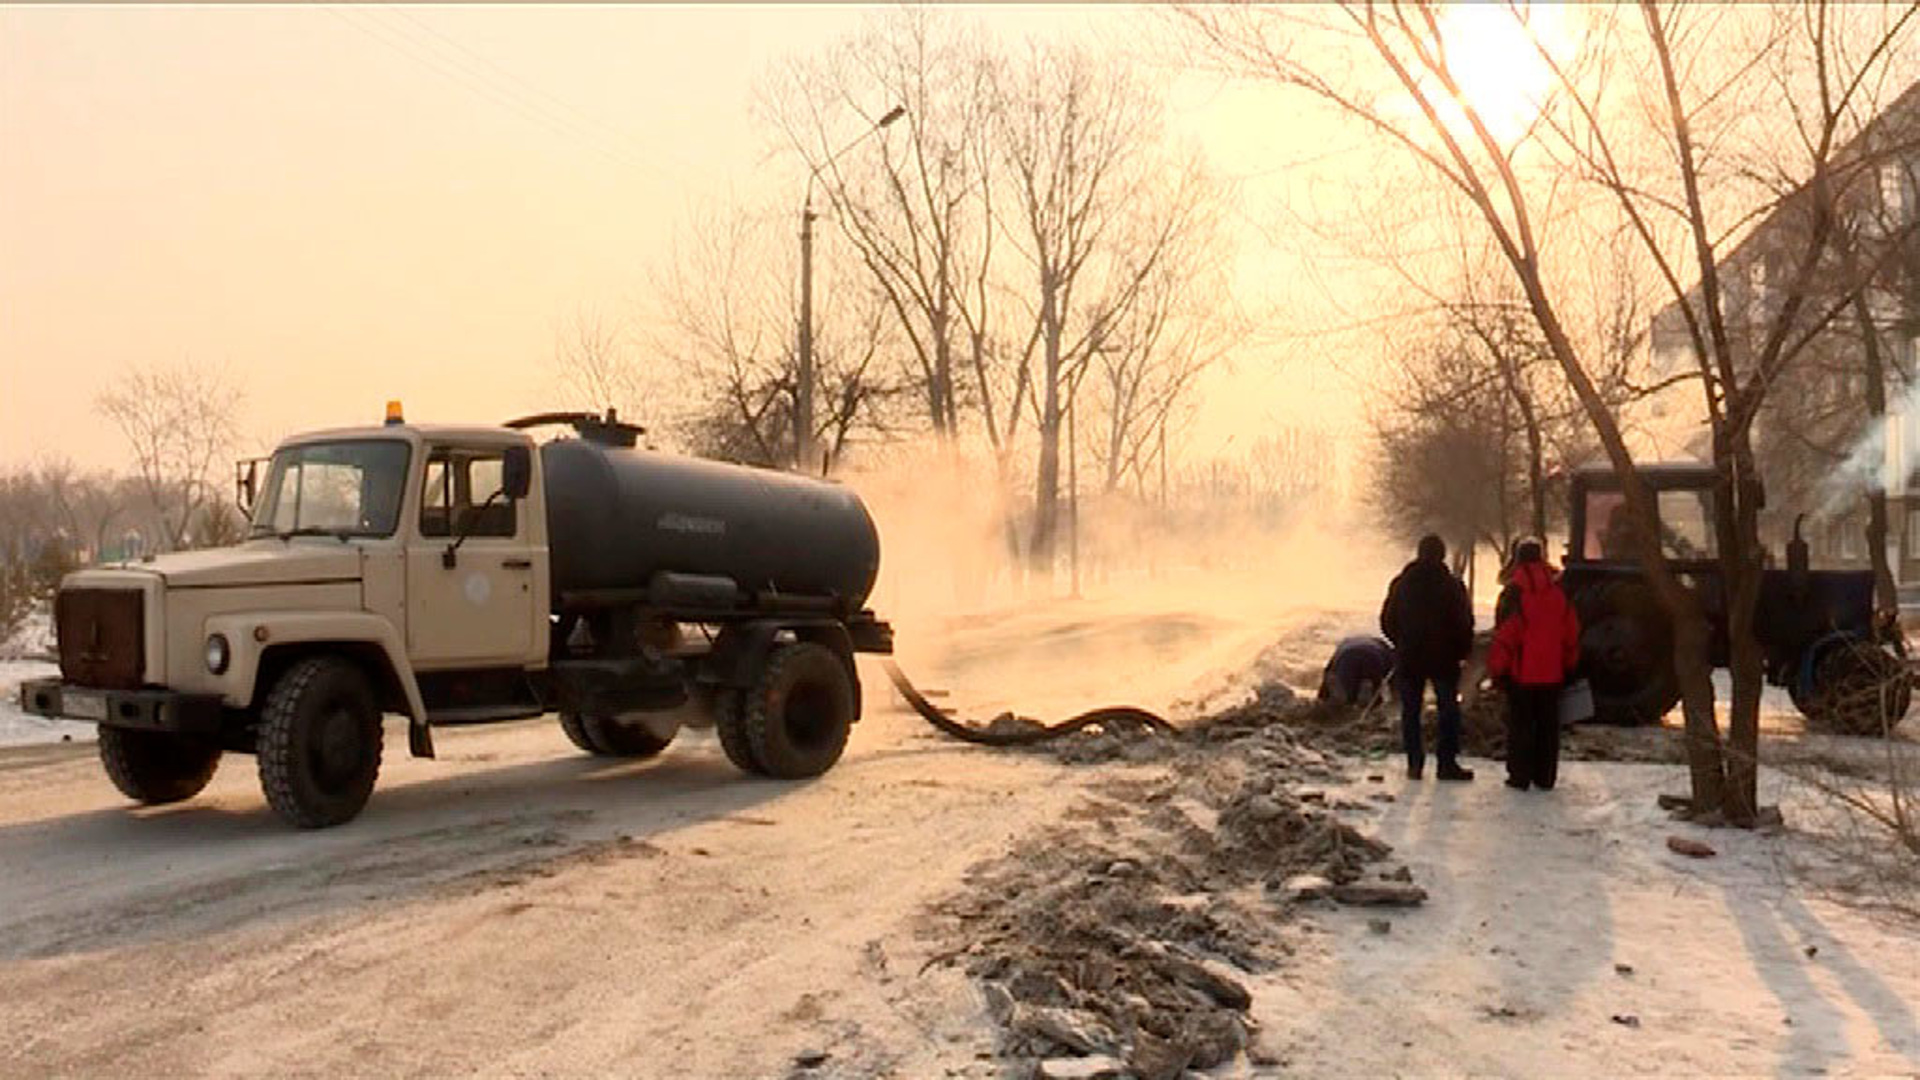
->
[320, 3, 662, 179]
[381, 5, 677, 175]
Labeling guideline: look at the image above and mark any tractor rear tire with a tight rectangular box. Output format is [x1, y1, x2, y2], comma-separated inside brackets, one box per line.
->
[743, 642, 855, 779]
[1801, 642, 1913, 736]
[257, 656, 384, 828]
[98, 726, 221, 805]
[1574, 581, 1680, 727]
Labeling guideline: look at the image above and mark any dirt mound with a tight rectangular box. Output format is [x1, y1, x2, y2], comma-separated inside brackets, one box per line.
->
[929, 727, 1411, 1073]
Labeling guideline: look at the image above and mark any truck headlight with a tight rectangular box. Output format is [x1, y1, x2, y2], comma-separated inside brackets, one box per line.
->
[205, 634, 231, 675]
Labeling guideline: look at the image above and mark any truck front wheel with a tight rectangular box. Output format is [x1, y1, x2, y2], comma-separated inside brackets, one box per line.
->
[257, 656, 384, 828]
[98, 726, 221, 805]
[743, 642, 854, 779]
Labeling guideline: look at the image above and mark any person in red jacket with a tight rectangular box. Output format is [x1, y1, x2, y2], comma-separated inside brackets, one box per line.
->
[1487, 539, 1581, 791]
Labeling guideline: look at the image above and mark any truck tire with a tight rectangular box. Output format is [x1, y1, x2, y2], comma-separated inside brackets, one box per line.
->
[712, 688, 763, 775]
[98, 726, 221, 805]
[743, 642, 854, 779]
[559, 711, 606, 754]
[580, 714, 676, 758]
[1574, 581, 1680, 726]
[1801, 641, 1913, 736]
[258, 656, 384, 828]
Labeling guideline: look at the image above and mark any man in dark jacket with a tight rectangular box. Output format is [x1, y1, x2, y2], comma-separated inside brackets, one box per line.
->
[1380, 534, 1476, 781]
[1318, 635, 1396, 706]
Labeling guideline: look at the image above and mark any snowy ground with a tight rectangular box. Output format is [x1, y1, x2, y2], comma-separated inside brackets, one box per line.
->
[1256, 764, 1920, 1077]
[0, 590, 1913, 1077]
[0, 613, 89, 747]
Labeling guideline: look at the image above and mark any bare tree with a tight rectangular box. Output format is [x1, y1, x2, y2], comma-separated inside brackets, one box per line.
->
[650, 199, 901, 469]
[551, 306, 645, 422]
[96, 360, 243, 553]
[767, 9, 1002, 447]
[996, 44, 1217, 581]
[1185, 1, 1920, 822]
[1086, 222, 1238, 496]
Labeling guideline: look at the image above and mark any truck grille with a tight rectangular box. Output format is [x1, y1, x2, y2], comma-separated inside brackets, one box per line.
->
[56, 589, 145, 690]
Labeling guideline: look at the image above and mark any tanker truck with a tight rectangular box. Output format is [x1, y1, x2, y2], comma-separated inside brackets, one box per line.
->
[17, 407, 893, 827]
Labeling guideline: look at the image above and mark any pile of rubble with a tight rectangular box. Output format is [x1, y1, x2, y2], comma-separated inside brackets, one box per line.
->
[928, 708, 1425, 1078]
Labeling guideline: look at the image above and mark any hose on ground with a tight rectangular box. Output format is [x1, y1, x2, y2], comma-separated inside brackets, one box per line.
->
[881, 659, 1178, 746]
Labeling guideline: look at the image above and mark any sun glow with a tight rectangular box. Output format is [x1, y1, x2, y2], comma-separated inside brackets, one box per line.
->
[1435, 2, 1565, 146]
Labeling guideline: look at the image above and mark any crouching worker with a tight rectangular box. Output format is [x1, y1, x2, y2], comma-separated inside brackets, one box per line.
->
[1380, 534, 1476, 782]
[1318, 635, 1396, 706]
[1488, 539, 1581, 791]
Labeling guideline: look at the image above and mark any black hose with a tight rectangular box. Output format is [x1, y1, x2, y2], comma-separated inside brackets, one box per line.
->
[881, 660, 1178, 746]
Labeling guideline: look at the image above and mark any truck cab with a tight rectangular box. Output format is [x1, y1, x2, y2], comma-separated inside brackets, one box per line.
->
[21, 406, 891, 827]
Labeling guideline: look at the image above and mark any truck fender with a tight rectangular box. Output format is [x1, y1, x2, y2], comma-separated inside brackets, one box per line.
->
[704, 620, 862, 722]
[1795, 629, 1863, 703]
[205, 611, 435, 759]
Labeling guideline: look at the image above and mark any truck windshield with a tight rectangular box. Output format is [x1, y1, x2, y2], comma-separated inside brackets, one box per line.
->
[250, 440, 411, 539]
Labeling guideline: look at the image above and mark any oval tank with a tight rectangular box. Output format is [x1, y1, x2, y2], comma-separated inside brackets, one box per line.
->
[539, 438, 881, 610]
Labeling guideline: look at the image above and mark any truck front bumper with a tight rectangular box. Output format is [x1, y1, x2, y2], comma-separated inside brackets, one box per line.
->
[18, 678, 223, 734]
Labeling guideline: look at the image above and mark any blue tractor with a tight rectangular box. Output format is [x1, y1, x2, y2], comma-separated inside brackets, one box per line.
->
[1563, 464, 1912, 734]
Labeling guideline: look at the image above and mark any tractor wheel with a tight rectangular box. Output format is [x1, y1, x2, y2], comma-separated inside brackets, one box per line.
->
[257, 656, 384, 828]
[1574, 581, 1680, 727]
[743, 642, 855, 779]
[98, 726, 221, 805]
[712, 687, 763, 775]
[581, 714, 677, 758]
[1801, 641, 1913, 736]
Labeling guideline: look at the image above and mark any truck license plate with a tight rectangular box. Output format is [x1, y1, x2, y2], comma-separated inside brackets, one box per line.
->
[65, 691, 107, 721]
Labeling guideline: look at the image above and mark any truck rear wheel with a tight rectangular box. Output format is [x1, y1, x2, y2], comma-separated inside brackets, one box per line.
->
[559, 711, 604, 754]
[258, 656, 384, 828]
[1575, 582, 1680, 726]
[712, 688, 763, 775]
[581, 714, 676, 758]
[98, 726, 221, 805]
[743, 642, 854, 779]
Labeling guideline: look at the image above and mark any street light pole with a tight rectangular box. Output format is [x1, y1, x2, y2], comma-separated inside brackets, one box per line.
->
[795, 104, 904, 474]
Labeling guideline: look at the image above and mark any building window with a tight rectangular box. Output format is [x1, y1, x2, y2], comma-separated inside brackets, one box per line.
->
[1880, 160, 1910, 227]
[1907, 508, 1920, 559]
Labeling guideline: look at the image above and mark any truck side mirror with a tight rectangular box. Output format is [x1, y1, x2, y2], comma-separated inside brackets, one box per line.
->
[502, 446, 533, 501]
[235, 459, 259, 516]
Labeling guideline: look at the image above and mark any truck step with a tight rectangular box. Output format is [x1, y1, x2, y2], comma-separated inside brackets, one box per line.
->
[427, 705, 546, 726]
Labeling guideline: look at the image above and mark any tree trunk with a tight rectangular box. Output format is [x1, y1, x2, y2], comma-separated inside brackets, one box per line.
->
[1718, 432, 1769, 824]
[1855, 291, 1898, 610]
[1672, 605, 1728, 813]
[1030, 281, 1064, 586]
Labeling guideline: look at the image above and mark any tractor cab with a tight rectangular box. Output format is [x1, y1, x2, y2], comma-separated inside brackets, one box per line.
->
[1566, 463, 1720, 570]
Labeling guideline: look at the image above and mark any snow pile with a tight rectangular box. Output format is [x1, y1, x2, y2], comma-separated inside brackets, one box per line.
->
[0, 608, 89, 747]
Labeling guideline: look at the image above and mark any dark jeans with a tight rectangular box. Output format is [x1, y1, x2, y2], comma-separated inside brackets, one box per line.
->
[1505, 683, 1563, 789]
[1397, 668, 1462, 770]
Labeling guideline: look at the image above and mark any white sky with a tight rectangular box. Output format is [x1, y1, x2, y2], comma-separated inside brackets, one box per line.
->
[0, 4, 1364, 473]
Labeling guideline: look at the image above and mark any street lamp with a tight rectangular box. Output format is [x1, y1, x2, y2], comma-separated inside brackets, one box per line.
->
[796, 104, 905, 474]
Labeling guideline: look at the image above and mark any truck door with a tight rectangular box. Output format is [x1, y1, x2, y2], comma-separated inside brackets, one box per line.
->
[406, 445, 543, 668]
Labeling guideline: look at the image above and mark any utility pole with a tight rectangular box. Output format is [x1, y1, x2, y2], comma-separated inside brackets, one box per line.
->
[796, 104, 905, 475]
[1069, 401, 1080, 598]
[796, 202, 817, 472]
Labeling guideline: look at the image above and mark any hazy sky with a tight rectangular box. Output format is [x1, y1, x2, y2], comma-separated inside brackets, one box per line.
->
[1, 4, 1355, 473]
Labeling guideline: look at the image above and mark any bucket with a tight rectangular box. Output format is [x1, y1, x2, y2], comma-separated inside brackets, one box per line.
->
[1558, 678, 1595, 726]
